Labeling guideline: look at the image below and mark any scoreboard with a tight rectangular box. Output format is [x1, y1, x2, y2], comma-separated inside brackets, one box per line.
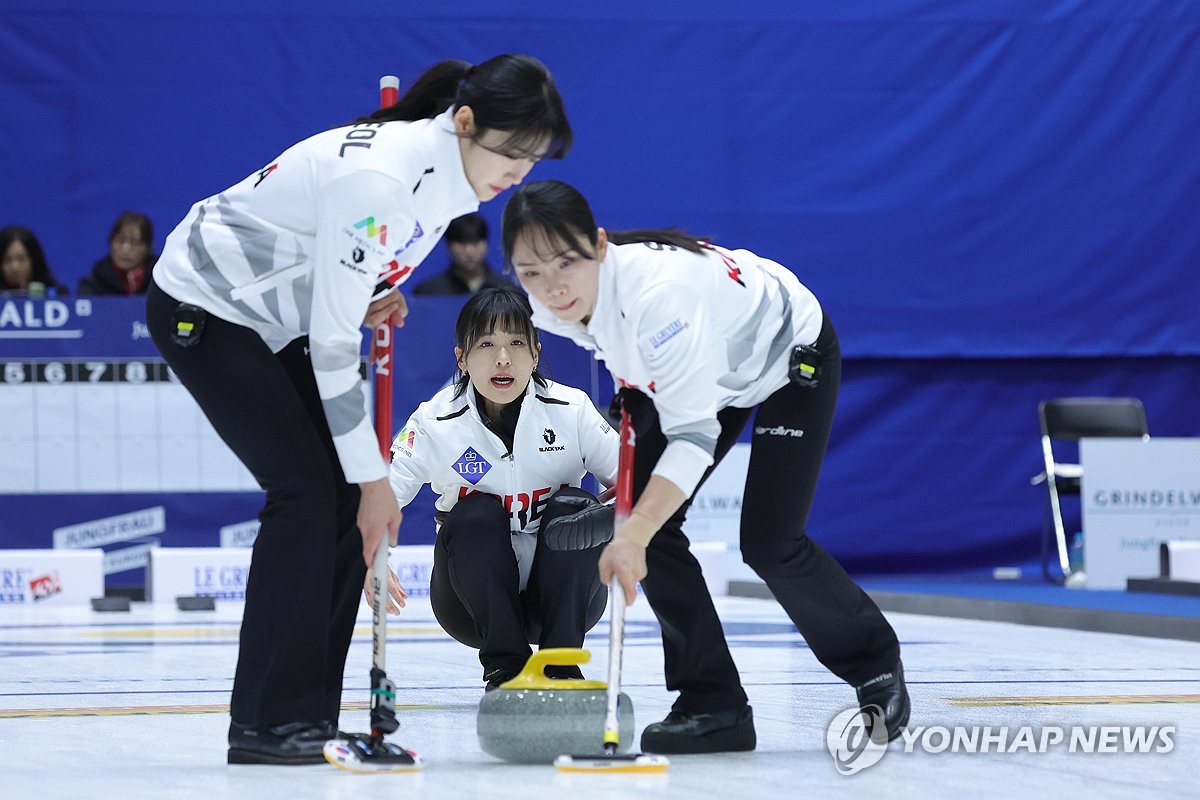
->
[0, 295, 605, 590]
[1, 357, 256, 494]
[1, 297, 258, 494]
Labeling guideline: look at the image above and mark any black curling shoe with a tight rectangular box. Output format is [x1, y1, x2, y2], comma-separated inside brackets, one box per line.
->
[639, 705, 756, 754]
[227, 720, 330, 765]
[483, 669, 520, 692]
[856, 660, 911, 742]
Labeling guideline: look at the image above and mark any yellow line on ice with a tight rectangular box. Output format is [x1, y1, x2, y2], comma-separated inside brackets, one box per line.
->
[0, 700, 439, 719]
[77, 625, 445, 638]
[946, 694, 1200, 707]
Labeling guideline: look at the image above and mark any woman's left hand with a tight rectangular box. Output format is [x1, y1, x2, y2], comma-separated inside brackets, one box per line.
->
[599, 535, 647, 606]
[364, 291, 408, 330]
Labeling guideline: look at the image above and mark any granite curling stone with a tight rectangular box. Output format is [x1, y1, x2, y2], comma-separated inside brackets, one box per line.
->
[477, 648, 634, 764]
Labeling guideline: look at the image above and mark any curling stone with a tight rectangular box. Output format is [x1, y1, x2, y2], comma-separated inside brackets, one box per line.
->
[477, 648, 634, 764]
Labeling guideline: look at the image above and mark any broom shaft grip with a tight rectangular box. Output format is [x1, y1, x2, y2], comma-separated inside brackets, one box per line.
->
[602, 406, 635, 746]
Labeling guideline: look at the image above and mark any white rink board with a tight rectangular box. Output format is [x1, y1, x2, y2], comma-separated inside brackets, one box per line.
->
[0, 548, 103, 605]
[1082, 438, 1200, 589]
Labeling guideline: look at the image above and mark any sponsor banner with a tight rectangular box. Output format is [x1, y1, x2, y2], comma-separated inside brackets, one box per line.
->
[145, 545, 437, 603]
[103, 542, 159, 575]
[1081, 438, 1200, 589]
[53, 507, 166, 549]
[219, 521, 260, 548]
[147, 547, 252, 602]
[0, 549, 104, 605]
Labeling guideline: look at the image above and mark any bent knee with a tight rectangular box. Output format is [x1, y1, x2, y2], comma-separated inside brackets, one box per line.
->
[442, 492, 510, 544]
[741, 531, 813, 577]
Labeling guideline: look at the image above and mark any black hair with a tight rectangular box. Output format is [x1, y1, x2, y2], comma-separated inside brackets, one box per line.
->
[357, 54, 572, 160]
[451, 285, 547, 400]
[502, 180, 708, 269]
[0, 225, 60, 291]
[445, 213, 488, 245]
[108, 211, 153, 247]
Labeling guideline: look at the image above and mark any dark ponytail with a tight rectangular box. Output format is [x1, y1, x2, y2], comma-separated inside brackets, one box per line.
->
[605, 228, 708, 255]
[356, 54, 573, 160]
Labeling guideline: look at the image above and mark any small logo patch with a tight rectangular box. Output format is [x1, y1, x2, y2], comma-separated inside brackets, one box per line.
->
[393, 427, 416, 457]
[543, 428, 556, 445]
[755, 425, 805, 438]
[649, 318, 688, 349]
[453, 447, 492, 484]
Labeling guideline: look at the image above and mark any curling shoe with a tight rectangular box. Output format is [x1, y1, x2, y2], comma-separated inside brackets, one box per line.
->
[856, 660, 911, 742]
[483, 668, 520, 692]
[227, 720, 330, 765]
[639, 705, 756, 754]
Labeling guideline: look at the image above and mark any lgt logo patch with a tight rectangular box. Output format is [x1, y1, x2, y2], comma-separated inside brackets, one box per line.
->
[453, 447, 492, 485]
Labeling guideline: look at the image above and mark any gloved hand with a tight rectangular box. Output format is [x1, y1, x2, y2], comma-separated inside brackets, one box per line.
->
[541, 494, 615, 551]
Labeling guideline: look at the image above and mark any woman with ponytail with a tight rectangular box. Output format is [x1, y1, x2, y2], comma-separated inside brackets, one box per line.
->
[146, 55, 572, 765]
[502, 179, 908, 756]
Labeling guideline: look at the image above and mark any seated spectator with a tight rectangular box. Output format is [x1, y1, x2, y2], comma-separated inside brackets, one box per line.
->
[411, 213, 516, 296]
[78, 211, 157, 296]
[1, 226, 67, 297]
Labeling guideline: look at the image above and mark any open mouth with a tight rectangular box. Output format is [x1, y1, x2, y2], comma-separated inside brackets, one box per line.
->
[490, 375, 515, 389]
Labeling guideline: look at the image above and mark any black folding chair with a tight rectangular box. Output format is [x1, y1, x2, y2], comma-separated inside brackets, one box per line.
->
[1033, 397, 1149, 585]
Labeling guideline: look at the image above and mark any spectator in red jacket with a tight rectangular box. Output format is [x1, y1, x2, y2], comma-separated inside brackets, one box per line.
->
[78, 211, 157, 296]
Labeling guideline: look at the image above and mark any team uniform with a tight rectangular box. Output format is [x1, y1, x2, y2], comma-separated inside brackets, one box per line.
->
[146, 108, 477, 733]
[389, 379, 620, 682]
[530, 240, 902, 716]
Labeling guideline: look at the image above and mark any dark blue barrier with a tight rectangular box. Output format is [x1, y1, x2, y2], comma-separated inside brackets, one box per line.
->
[4, 297, 1198, 588]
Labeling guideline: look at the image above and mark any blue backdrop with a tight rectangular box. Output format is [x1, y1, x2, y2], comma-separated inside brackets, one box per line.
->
[2, 1, 1198, 581]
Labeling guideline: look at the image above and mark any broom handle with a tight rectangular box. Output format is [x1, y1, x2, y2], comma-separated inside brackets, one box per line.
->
[367, 75, 401, 737]
[373, 74, 400, 461]
[602, 406, 636, 754]
[370, 73, 400, 669]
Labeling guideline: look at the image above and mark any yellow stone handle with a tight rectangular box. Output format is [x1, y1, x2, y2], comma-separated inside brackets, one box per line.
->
[499, 647, 608, 691]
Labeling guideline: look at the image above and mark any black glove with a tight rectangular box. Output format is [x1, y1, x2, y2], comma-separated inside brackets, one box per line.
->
[541, 494, 615, 551]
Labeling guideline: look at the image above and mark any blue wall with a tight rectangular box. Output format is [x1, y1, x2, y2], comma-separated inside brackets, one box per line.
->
[3, 1, 1198, 574]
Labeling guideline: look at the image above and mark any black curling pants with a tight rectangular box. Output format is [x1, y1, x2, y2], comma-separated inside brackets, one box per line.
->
[147, 282, 366, 728]
[430, 489, 608, 681]
[626, 315, 901, 714]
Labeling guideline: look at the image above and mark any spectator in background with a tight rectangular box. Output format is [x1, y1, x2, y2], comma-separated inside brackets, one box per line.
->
[78, 211, 157, 296]
[411, 213, 515, 296]
[1, 226, 66, 297]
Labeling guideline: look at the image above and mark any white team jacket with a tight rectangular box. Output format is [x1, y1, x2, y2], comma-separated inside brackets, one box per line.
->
[154, 108, 479, 484]
[530, 241, 823, 498]
[389, 379, 619, 590]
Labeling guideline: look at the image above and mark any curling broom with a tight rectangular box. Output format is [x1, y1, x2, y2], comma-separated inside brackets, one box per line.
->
[553, 405, 670, 774]
[323, 74, 422, 774]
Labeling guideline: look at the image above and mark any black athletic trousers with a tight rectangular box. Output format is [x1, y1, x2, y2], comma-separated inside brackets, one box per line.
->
[147, 282, 366, 728]
[431, 488, 608, 681]
[626, 315, 901, 714]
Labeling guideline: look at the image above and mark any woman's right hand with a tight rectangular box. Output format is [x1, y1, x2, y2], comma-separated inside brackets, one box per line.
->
[363, 565, 408, 614]
[358, 477, 402, 568]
